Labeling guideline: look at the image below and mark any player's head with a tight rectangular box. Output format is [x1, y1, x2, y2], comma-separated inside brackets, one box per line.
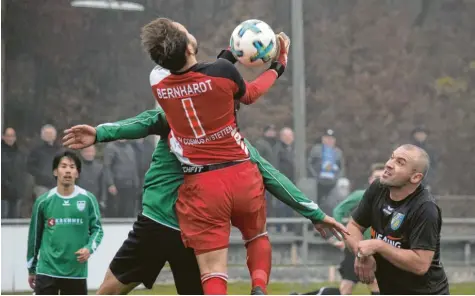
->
[141, 18, 198, 71]
[52, 150, 82, 187]
[368, 163, 385, 184]
[380, 144, 430, 188]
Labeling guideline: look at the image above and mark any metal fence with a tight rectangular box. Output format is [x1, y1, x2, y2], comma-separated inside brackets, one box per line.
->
[3, 217, 475, 266]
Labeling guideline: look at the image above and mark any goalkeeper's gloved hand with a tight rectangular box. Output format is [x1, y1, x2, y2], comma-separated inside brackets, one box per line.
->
[217, 47, 237, 64]
[270, 32, 291, 78]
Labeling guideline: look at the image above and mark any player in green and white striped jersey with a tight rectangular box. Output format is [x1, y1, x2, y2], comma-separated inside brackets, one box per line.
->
[26, 150, 104, 295]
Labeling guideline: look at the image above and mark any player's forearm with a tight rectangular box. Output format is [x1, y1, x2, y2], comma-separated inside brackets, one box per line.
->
[376, 242, 430, 275]
[95, 110, 166, 142]
[240, 70, 278, 105]
[346, 220, 365, 254]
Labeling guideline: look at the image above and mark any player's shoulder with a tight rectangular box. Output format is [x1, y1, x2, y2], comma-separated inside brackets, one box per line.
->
[194, 59, 241, 81]
[413, 193, 441, 221]
[149, 65, 171, 86]
[75, 186, 97, 200]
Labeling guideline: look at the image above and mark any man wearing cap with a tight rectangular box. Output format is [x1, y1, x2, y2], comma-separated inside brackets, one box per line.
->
[308, 129, 346, 213]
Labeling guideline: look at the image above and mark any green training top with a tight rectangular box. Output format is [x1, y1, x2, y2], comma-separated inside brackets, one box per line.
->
[95, 108, 326, 230]
[26, 186, 103, 278]
[333, 189, 371, 239]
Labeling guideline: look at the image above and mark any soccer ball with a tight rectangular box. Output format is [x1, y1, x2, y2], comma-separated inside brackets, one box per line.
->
[230, 19, 277, 67]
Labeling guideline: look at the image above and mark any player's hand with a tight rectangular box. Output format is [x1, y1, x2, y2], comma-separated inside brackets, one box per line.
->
[28, 274, 36, 289]
[63, 124, 97, 149]
[313, 215, 350, 240]
[108, 185, 118, 196]
[354, 254, 377, 284]
[75, 248, 91, 263]
[274, 32, 290, 67]
[357, 239, 383, 257]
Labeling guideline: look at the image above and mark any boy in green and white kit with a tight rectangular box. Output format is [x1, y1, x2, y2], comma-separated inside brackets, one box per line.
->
[63, 109, 347, 295]
[26, 150, 104, 295]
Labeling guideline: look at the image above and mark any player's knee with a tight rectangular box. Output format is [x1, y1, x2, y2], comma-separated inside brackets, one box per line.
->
[97, 269, 136, 295]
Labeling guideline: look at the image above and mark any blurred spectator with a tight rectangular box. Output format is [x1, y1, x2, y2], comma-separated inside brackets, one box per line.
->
[274, 127, 296, 182]
[273, 127, 296, 231]
[307, 129, 345, 210]
[77, 145, 110, 214]
[255, 124, 278, 218]
[255, 124, 277, 164]
[1, 127, 25, 218]
[27, 124, 62, 198]
[411, 127, 436, 189]
[103, 140, 141, 217]
[131, 137, 155, 212]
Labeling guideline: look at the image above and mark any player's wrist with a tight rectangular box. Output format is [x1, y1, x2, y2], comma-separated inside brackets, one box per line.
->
[269, 61, 285, 78]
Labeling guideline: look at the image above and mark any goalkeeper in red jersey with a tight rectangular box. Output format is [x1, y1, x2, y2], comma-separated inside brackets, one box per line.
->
[140, 18, 348, 295]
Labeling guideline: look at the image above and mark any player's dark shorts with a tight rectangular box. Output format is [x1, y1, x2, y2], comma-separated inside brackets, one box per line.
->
[35, 274, 87, 295]
[339, 248, 359, 283]
[109, 214, 203, 294]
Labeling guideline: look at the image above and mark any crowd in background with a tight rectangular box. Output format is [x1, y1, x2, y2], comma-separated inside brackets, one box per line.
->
[1, 123, 435, 222]
[1, 124, 154, 219]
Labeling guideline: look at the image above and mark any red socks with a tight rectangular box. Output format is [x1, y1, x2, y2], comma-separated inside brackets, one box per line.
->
[201, 273, 228, 295]
[246, 235, 272, 294]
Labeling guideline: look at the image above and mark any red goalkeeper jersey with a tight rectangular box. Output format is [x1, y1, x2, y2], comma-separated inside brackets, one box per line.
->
[150, 58, 277, 166]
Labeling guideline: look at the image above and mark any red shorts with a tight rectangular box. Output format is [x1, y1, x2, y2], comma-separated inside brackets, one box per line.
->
[176, 160, 266, 252]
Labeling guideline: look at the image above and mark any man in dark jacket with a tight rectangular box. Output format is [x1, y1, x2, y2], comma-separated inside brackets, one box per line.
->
[1, 127, 25, 218]
[103, 140, 141, 217]
[27, 124, 62, 198]
[273, 127, 296, 231]
[307, 129, 345, 213]
[255, 124, 277, 165]
[255, 125, 278, 217]
[77, 145, 110, 215]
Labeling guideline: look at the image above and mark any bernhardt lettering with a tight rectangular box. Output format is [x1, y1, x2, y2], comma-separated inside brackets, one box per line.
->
[156, 80, 213, 99]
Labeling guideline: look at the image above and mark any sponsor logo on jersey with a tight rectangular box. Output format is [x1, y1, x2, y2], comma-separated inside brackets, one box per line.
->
[371, 228, 402, 248]
[390, 212, 405, 230]
[51, 218, 84, 225]
[47, 218, 56, 227]
[182, 165, 205, 173]
[382, 205, 394, 216]
[77, 200, 86, 212]
[62, 200, 70, 206]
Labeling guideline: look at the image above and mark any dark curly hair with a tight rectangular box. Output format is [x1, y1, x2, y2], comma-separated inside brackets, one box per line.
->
[141, 18, 189, 71]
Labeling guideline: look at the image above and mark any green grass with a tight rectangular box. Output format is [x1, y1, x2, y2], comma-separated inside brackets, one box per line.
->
[11, 281, 475, 294]
[128, 281, 475, 295]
